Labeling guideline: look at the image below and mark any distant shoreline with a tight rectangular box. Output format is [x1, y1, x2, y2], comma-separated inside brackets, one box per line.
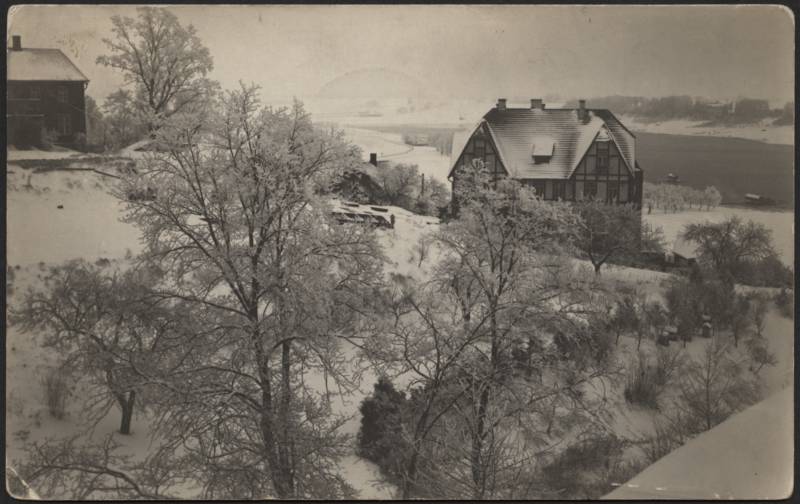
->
[340, 120, 793, 147]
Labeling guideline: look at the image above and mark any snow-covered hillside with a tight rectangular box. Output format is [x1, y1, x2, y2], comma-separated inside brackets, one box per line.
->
[5, 156, 794, 499]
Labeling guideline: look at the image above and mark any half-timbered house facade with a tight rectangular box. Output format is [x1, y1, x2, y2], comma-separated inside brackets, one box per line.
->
[448, 98, 643, 213]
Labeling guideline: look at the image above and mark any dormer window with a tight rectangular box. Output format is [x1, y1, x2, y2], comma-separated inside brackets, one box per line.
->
[531, 136, 555, 164]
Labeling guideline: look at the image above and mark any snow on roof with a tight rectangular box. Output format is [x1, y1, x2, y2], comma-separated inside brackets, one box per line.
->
[449, 123, 480, 173]
[7, 48, 89, 82]
[449, 107, 636, 180]
[672, 235, 698, 259]
[530, 135, 555, 157]
[603, 387, 793, 500]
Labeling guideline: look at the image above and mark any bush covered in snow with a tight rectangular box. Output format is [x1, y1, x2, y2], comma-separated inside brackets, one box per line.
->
[357, 377, 410, 481]
[541, 433, 639, 499]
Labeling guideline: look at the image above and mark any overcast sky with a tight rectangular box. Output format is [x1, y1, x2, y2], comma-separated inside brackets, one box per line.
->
[8, 4, 795, 105]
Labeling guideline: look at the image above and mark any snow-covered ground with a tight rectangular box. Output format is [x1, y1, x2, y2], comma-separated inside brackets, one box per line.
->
[5, 165, 423, 499]
[645, 207, 794, 266]
[7, 147, 86, 161]
[342, 126, 452, 186]
[6, 156, 794, 499]
[6, 167, 141, 266]
[619, 115, 793, 146]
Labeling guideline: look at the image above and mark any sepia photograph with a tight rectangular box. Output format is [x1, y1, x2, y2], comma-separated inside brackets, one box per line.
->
[5, 4, 795, 500]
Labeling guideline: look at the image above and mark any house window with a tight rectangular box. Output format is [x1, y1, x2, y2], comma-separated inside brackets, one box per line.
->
[57, 86, 68, 103]
[30, 86, 41, 99]
[474, 138, 485, 158]
[596, 141, 609, 174]
[545, 180, 553, 199]
[584, 181, 597, 198]
[552, 180, 565, 200]
[608, 183, 619, 202]
[57, 114, 72, 135]
[619, 182, 629, 202]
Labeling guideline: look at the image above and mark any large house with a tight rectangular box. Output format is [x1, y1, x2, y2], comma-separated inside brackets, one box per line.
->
[6, 35, 89, 148]
[448, 98, 643, 212]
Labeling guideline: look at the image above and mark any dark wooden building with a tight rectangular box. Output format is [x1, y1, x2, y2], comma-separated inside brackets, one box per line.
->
[6, 35, 89, 148]
[448, 98, 643, 212]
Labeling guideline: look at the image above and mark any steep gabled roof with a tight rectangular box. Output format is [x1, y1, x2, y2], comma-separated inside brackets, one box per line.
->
[7, 48, 89, 82]
[448, 107, 636, 180]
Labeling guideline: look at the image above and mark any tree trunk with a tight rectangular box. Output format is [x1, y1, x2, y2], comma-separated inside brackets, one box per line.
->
[278, 340, 295, 495]
[252, 320, 290, 499]
[118, 391, 136, 435]
[471, 385, 490, 499]
[403, 452, 419, 499]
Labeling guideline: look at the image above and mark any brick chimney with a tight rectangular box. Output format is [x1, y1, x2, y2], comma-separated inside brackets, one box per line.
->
[11, 35, 21, 50]
[530, 98, 544, 110]
[369, 153, 378, 166]
[578, 99, 587, 121]
[496, 98, 507, 111]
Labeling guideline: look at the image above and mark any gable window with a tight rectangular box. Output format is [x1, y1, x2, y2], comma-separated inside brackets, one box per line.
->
[57, 86, 68, 103]
[57, 114, 72, 135]
[474, 138, 485, 158]
[596, 141, 609, 174]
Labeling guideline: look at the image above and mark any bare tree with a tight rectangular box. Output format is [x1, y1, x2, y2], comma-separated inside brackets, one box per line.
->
[374, 161, 618, 499]
[111, 84, 384, 499]
[11, 261, 181, 435]
[15, 434, 187, 500]
[748, 292, 769, 337]
[97, 7, 217, 129]
[376, 163, 421, 207]
[729, 294, 752, 347]
[675, 337, 759, 432]
[574, 198, 642, 275]
[683, 217, 776, 284]
[102, 90, 148, 149]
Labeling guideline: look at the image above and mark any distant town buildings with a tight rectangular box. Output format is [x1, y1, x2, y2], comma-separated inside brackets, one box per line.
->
[448, 98, 644, 212]
[6, 35, 89, 148]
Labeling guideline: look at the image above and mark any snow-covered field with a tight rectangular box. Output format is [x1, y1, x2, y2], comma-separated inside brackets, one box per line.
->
[7, 146, 87, 161]
[619, 115, 794, 146]
[6, 167, 141, 266]
[342, 126, 452, 186]
[645, 207, 794, 265]
[5, 155, 794, 499]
